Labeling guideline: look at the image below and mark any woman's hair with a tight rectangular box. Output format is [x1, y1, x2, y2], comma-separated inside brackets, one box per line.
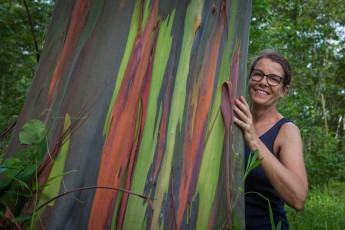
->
[249, 49, 292, 87]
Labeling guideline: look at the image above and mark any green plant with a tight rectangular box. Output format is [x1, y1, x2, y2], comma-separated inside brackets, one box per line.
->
[0, 119, 47, 228]
[287, 182, 345, 229]
[243, 149, 263, 182]
[0, 116, 154, 229]
[243, 150, 282, 230]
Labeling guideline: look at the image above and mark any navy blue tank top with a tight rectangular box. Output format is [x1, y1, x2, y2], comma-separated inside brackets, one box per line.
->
[245, 118, 291, 230]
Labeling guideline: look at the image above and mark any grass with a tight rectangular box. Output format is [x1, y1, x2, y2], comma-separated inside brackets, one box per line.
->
[287, 181, 345, 230]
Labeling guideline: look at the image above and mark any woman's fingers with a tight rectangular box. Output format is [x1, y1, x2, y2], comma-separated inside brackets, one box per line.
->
[234, 99, 246, 114]
[239, 96, 248, 105]
[233, 115, 243, 126]
[232, 96, 260, 147]
[233, 105, 244, 119]
[233, 97, 254, 132]
[234, 98, 251, 120]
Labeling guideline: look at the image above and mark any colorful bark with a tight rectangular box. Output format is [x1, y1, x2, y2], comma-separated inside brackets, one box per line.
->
[6, 0, 251, 229]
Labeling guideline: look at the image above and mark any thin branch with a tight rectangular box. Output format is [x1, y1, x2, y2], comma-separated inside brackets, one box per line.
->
[0, 121, 16, 141]
[35, 186, 154, 212]
[22, 0, 40, 62]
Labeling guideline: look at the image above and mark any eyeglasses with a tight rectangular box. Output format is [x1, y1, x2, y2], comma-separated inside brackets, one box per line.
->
[250, 69, 284, 86]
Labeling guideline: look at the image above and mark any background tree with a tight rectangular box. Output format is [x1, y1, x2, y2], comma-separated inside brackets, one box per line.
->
[0, 0, 54, 149]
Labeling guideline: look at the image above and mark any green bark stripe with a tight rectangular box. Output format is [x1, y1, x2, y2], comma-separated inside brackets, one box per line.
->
[151, 0, 205, 228]
[196, 1, 241, 227]
[32, 114, 71, 225]
[103, 0, 141, 135]
[123, 9, 175, 229]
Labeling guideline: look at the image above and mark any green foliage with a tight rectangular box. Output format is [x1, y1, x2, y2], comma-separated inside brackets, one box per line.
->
[243, 150, 282, 230]
[243, 149, 262, 182]
[19, 119, 47, 145]
[0, 119, 47, 228]
[300, 124, 345, 185]
[0, 120, 47, 187]
[287, 182, 345, 229]
[0, 0, 54, 146]
[245, 190, 282, 230]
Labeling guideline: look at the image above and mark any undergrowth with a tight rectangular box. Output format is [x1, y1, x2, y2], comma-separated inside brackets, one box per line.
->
[287, 181, 345, 230]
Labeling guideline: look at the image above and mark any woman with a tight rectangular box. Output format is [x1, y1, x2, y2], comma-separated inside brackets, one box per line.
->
[233, 50, 308, 229]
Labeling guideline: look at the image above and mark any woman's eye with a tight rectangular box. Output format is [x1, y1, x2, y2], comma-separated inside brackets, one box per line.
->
[252, 71, 263, 77]
[269, 76, 280, 83]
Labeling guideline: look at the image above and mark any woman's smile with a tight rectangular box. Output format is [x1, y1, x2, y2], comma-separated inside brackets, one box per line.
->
[254, 88, 269, 96]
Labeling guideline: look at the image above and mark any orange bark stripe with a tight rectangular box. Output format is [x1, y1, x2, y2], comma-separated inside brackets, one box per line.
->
[48, 0, 93, 101]
[88, 1, 158, 228]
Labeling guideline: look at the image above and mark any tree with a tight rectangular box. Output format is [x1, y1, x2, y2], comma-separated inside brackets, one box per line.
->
[1, 0, 251, 229]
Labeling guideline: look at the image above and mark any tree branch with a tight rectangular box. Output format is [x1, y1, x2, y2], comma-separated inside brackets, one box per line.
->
[22, 0, 40, 62]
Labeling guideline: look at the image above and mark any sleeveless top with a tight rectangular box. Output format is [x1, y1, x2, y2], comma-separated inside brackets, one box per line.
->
[245, 118, 291, 230]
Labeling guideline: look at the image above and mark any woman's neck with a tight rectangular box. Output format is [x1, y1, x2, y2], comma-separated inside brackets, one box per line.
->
[251, 104, 282, 124]
[250, 104, 283, 136]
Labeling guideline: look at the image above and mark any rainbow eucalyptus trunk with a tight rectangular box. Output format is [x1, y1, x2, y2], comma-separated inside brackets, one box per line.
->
[7, 0, 251, 229]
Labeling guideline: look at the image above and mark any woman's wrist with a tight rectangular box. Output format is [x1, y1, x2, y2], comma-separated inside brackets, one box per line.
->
[249, 139, 260, 153]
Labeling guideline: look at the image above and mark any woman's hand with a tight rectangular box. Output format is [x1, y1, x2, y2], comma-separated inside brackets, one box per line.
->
[233, 96, 259, 151]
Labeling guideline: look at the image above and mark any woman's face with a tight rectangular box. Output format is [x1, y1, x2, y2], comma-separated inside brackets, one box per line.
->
[248, 58, 289, 107]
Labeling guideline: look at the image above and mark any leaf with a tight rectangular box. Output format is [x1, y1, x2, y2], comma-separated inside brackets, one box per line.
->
[17, 164, 37, 181]
[248, 159, 263, 172]
[19, 119, 47, 145]
[14, 178, 32, 192]
[268, 197, 275, 230]
[243, 150, 263, 182]
[0, 177, 13, 190]
[0, 157, 22, 174]
[0, 157, 23, 189]
[13, 214, 32, 222]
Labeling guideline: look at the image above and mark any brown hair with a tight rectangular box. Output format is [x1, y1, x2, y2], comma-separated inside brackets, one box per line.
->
[249, 49, 292, 87]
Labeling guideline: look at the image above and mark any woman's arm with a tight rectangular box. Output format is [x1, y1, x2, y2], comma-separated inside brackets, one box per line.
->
[233, 97, 308, 210]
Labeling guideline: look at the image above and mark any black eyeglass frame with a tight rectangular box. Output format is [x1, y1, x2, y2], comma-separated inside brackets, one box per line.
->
[250, 69, 284, 86]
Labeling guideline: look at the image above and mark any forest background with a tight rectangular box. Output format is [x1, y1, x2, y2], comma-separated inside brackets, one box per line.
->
[0, 0, 344, 229]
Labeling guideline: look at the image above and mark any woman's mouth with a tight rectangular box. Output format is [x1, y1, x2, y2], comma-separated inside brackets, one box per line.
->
[255, 89, 269, 95]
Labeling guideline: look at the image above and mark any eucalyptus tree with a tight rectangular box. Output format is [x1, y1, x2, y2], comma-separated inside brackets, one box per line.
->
[1, 0, 251, 229]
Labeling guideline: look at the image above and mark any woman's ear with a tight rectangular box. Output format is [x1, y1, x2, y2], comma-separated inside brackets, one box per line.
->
[280, 85, 289, 98]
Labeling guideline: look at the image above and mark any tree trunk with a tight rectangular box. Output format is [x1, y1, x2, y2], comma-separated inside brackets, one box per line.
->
[7, 0, 251, 229]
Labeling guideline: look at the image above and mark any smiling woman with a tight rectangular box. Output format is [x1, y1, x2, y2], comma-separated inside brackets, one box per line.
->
[233, 49, 308, 229]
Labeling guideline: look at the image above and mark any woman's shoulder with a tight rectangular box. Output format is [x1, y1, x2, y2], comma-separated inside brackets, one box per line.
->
[277, 120, 302, 145]
[280, 119, 300, 133]
[274, 119, 303, 164]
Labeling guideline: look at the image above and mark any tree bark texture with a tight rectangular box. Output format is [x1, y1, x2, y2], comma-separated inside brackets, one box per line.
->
[8, 0, 251, 229]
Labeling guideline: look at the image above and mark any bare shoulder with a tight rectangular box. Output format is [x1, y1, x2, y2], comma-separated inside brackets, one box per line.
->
[280, 122, 301, 138]
[276, 121, 303, 157]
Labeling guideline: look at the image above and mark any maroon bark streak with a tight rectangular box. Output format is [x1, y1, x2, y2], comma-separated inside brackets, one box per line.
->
[88, 1, 158, 228]
[220, 45, 241, 227]
[116, 19, 160, 229]
[48, 0, 93, 106]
